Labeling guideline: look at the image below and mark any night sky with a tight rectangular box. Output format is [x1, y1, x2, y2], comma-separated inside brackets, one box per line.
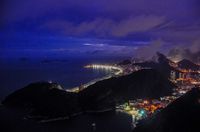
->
[1, 0, 200, 59]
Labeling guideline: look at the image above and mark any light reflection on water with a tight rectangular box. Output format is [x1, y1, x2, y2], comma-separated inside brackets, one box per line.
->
[0, 57, 121, 100]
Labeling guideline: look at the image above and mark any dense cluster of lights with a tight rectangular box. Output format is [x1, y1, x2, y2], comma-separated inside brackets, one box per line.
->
[116, 102, 147, 123]
[116, 99, 167, 128]
[67, 58, 199, 130]
[84, 64, 123, 75]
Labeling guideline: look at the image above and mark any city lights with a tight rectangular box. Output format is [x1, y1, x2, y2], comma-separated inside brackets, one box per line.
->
[84, 64, 123, 75]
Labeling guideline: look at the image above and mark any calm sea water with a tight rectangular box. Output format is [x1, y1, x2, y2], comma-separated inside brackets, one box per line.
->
[0, 57, 125, 100]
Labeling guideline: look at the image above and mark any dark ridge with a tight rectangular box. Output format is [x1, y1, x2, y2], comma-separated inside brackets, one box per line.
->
[133, 88, 200, 132]
[118, 59, 132, 65]
[133, 52, 174, 78]
[178, 59, 200, 71]
[79, 69, 174, 110]
[2, 82, 81, 118]
[2, 69, 174, 117]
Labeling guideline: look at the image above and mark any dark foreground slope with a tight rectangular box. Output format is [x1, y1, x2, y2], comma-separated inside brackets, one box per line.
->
[2, 69, 174, 117]
[2, 82, 81, 117]
[178, 59, 200, 71]
[134, 88, 200, 132]
[79, 69, 174, 110]
[133, 52, 174, 78]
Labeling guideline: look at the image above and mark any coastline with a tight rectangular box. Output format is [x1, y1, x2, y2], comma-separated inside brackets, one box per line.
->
[66, 64, 123, 93]
[0, 58, 120, 100]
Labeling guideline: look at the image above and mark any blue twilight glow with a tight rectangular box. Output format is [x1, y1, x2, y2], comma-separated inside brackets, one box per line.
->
[1, 0, 200, 59]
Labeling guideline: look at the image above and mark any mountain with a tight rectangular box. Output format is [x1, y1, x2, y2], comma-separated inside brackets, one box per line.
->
[79, 69, 174, 110]
[133, 52, 174, 78]
[178, 59, 200, 71]
[118, 59, 132, 65]
[2, 82, 81, 118]
[2, 69, 174, 117]
[133, 88, 200, 132]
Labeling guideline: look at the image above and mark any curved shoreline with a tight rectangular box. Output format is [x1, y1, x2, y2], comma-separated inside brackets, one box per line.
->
[66, 64, 123, 93]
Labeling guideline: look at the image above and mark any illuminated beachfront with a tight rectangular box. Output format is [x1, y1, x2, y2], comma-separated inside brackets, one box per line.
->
[67, 64, 123, 93]
[67, 60, 200, 129]
[84, 64, 123, 75]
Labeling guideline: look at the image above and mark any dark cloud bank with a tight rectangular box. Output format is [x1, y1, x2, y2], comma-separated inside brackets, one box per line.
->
[1, 0, 200, 61]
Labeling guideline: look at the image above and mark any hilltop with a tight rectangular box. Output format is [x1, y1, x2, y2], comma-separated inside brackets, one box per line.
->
[178, 59, 200, 71]
[2, 69, 174, 117]
[134, 88, 200, 132]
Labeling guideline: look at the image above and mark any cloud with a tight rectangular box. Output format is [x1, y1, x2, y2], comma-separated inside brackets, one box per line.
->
[133, 36, 200, 62]
[81, 43, 138, 57]
[2, 0, 200, 60]
[83, 43, 106, 47]
[168, 40, 200, 63]
[3, 0, 199, 22]
[42, 15, 165, 38]
[133, 39, 166, 60]
[149, 21, 200, 43]
[111, 15, 165, 37]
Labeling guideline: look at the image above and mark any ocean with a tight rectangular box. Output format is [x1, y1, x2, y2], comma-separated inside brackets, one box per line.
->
[0, 56, 125, 100]
[0, 56, 134, 132]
